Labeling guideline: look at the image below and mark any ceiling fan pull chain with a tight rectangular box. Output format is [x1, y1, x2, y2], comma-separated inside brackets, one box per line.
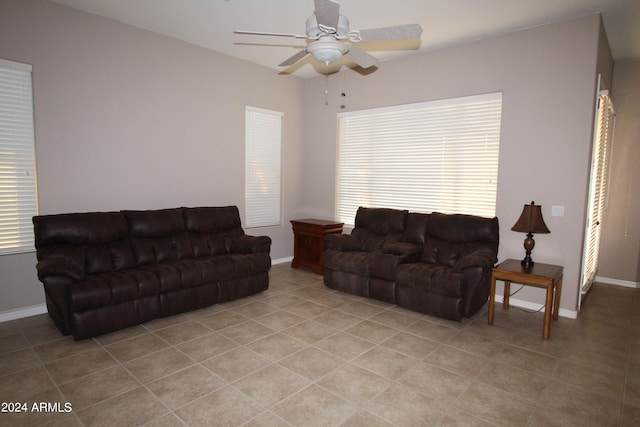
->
[325, 73, 329, 106]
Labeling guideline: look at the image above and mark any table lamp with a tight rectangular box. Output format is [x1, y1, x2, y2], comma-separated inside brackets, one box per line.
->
[511, 201, 550, 268]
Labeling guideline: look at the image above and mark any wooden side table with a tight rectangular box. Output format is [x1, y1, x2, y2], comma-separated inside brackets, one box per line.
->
[488, 259, 563, 339]
[290, 219, 343, 275]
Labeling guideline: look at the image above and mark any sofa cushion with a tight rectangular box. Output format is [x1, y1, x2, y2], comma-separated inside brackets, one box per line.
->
[184, 206, 245, 257]
[183, 206, 243, 233]
[422, 240, 461, 267]
[351, 207, 408, 250]
[403, 213, 429, 245]
[422, 213, 499, 266]
[188, 234, 227, 256]
[34, 211, 129, 246]
[427, 212, 499, 243]
[126, 208, 186, 237]
[355, 207, 408, 234]
[395, 263, 465, 298]
[85, 239, 136, 274]
[69, 269, 161, 312]
[33, 211, 135, 274]
[125, 208, 194, 264]
[139, 260, 207, 292]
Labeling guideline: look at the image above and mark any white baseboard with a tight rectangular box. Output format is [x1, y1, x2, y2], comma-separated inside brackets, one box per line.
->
[0, 303, 47, 323]
[494, 295, 578, 319]
[272, 256, 293, 265]
[595, 276, 639, 289]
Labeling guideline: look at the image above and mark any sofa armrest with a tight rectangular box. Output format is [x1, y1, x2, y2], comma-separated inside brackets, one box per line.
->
[324, 234, 363, 252]
[230, 235, 272, 254]
[454, 249, 497, 272]
[36, 258, 85, 282]
[454, 249, 497, 317]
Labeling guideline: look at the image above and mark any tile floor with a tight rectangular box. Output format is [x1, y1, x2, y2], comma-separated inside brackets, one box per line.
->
[1, 263, 638, 426]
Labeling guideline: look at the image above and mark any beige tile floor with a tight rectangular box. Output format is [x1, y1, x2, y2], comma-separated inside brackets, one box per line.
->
[1, 263, 638, 426]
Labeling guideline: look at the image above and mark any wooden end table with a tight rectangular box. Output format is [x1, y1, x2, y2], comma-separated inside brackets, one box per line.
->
[290, 219, 343, 275]
[488, 258, 563, 339]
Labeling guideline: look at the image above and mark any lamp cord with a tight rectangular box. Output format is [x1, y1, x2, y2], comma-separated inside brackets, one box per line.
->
[509, 285, 546, 314]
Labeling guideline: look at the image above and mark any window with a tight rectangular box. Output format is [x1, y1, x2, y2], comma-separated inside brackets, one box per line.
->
[0, 59, 38, 255]
[337, 92, 502, 226]
[581, 89, 614, 293]
[245, 106, 282, 228]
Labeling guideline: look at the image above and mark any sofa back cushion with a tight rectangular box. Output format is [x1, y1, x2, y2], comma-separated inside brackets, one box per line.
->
[125, 208, 193, 264]
[183, 206, 245, 257]
[33, 211, 135, 274]
[422, 212, 499, 266]
[403, 213, 430, 245]
[351, 207, 408, 251]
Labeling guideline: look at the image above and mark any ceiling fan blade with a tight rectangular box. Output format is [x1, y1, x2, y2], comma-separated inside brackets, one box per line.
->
[356, 24, 423, 42]
[345, 45, 378, 69]
[314, 0, 340, 30]
[234, 30, 308, 39]
[278, 50, 310, 67]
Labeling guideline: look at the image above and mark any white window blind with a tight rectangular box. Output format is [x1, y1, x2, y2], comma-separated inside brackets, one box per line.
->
[0, 59, 38, 255]
[581, 91, 614, 292]
[337, 92, 502, 227]
[245, 106, 282, 228]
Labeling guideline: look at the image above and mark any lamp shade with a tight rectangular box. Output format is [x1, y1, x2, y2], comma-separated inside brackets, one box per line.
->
[511, 201, 550, 234]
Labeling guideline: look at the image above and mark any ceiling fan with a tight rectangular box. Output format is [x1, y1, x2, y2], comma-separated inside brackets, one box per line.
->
[234, 0, 423, 70]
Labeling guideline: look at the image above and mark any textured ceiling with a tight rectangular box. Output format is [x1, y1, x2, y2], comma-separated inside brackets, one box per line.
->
[52, 0, 640, 78]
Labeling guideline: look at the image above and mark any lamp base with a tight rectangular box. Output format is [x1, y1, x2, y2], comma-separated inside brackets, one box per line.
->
[521, 233, 535, 269]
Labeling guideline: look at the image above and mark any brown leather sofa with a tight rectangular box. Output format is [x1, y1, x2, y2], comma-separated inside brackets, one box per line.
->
[33, 206, 271, 340]
[323, 207, 499, 321]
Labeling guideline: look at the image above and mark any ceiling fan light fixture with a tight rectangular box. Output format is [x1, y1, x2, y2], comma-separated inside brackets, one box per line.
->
[235, 0, 423, 73]
[311, 48, 342, 63]
[307, 38, 349, 64]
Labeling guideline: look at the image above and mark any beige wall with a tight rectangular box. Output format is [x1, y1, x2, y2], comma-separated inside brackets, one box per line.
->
[0, 0, 304, 312]
[301, 14, 610, 314]
[598, 59, 640, 284]
[0, 1, 615, 316]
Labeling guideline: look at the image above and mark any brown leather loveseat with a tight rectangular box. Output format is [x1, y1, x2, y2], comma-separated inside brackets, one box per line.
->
[323, 207, 499, 321]
[33, 206, 271, 340]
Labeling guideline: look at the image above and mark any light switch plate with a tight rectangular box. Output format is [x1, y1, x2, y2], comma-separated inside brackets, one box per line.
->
[551, 205, 565, 217]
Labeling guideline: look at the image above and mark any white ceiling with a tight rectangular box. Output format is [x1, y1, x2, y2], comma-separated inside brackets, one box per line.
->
[52, 0, 640, 78]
